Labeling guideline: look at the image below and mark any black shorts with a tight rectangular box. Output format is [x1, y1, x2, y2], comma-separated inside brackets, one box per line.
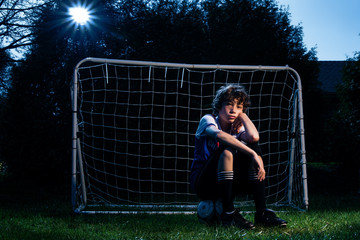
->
[194, 142, 262, 200]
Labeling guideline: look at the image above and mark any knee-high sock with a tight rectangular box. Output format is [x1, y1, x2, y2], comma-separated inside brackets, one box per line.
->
[218, 171, 234, 213]
[249, 179, 266, 212]
[248, 168, 267, 212]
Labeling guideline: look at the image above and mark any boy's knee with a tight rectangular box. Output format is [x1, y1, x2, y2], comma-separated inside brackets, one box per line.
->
[218, 148, 235, 170]
[220, 148, 235, 161]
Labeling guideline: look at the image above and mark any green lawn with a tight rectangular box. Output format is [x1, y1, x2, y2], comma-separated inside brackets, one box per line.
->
[1, 193, 359, 240]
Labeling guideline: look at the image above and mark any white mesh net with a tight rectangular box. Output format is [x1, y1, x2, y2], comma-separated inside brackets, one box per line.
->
[72, 59, 308, 213]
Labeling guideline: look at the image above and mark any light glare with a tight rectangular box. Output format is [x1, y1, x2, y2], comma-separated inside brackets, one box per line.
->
[69, 7, 90, 25]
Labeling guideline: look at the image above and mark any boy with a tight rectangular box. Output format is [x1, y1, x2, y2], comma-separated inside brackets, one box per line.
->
[190, 84, 287, 229]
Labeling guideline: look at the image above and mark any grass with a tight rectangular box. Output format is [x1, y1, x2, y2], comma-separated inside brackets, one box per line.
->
[1, 192, 360, 240]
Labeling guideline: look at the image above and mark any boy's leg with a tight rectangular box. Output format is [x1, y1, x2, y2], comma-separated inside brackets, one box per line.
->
[217, 148, 235, 213]
[194, 147, 224, 200]
[194, 146, 237, 205]
[232, 149, 287, 227]
[249, 163, 287, 227]
[248, 163, 267, 212]
[217, 148, 255, 229]
[232, 142, 266, 211]
[195, 145, 264, 229]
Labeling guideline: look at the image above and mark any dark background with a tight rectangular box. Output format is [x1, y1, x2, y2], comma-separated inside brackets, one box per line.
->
[0, 0, 359, 198]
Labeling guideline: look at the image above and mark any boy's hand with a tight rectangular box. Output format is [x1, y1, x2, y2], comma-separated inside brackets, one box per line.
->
[251, 154, 266, 181]
[231, 115, 243, 134]
[236, 112, 260, 143]
[257, 166, 266, 181]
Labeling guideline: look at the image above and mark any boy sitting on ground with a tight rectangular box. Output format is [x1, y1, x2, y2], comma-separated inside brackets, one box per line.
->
[190, 84, 287, 229]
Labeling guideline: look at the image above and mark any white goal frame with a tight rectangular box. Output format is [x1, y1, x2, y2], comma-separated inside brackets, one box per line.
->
[71, 57, 308, 214]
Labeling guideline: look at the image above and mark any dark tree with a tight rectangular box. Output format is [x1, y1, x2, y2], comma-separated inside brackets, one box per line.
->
[0, 0, 45, 54]
[0, 0, 117, 189]
[0, 0, 318, 191]
[335, 53, 360, 192]
[108, 0, 208, 62]
[337, 54, 360, 143]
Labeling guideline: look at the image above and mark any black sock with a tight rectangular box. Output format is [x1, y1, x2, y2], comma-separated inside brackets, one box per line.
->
[249, 180, 266, 212]
[218, 171, 235, 213]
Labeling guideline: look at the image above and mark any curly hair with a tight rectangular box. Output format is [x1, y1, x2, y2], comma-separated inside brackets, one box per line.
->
[212, 84, 251, 116]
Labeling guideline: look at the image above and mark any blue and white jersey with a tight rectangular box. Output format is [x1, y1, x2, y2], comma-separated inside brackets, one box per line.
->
[189, 114, 245, 190]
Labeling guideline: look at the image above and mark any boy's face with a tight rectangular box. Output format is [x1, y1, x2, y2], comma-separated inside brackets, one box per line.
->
[218, 99, 243, 126]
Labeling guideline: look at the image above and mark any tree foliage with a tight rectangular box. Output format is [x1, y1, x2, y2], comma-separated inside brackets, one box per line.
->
[0, 0, 47, 95]
[338, 54, 360, 139]
[0, 0, 46, 56]
[331, 54, 360, 170]
[0, 0, 318, 190]
[0, 0, 116, 187]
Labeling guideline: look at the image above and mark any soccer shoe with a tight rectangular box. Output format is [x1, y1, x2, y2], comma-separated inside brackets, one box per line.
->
[220, 210, 255, 229]
[254, 209, 287, 227]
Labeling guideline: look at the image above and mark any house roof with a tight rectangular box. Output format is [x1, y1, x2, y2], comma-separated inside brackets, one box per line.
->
[318, 61, 345, 93]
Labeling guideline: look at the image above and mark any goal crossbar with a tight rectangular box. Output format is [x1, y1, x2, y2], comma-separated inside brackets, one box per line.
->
[71, 57, 308, 213]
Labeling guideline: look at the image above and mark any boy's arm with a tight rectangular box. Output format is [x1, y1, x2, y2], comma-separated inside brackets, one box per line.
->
[235, 112, 259, 143]
[205, 125, 256, 156]
[232, 114, 265, 180]
[252, 155, 265, 181]
[205, 126, 266, 181]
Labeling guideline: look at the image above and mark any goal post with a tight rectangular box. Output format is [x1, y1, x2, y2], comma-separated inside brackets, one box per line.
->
[71, 57, 308, 213]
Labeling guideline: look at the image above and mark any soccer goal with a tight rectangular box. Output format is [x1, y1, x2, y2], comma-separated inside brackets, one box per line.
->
[71, 57, 308, 214]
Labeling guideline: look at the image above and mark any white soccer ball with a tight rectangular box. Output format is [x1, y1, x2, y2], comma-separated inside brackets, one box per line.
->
[197, 199, 223, 225]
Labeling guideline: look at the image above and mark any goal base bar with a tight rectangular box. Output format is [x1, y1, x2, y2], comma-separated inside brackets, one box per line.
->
[73, 202, 299, 214]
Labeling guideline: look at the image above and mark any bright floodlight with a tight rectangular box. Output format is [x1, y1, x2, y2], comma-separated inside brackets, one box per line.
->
[69, 7, 90, 25]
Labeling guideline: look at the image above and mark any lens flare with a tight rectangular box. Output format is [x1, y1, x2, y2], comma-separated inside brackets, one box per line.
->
[69, 7, 90, 25]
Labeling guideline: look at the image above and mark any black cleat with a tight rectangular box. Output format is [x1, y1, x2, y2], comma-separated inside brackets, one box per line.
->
[220, 210, 255, 230]
[255, 209, 287, 227]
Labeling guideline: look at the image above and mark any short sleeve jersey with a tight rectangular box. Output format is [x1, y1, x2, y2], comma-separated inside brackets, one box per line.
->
[189, 114, 245, 190]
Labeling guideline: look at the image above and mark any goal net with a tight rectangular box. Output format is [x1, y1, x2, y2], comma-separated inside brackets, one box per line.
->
[71, 58, 308, 213]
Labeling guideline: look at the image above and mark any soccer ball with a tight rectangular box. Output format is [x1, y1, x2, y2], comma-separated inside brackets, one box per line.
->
[197, 199, 223, 225]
